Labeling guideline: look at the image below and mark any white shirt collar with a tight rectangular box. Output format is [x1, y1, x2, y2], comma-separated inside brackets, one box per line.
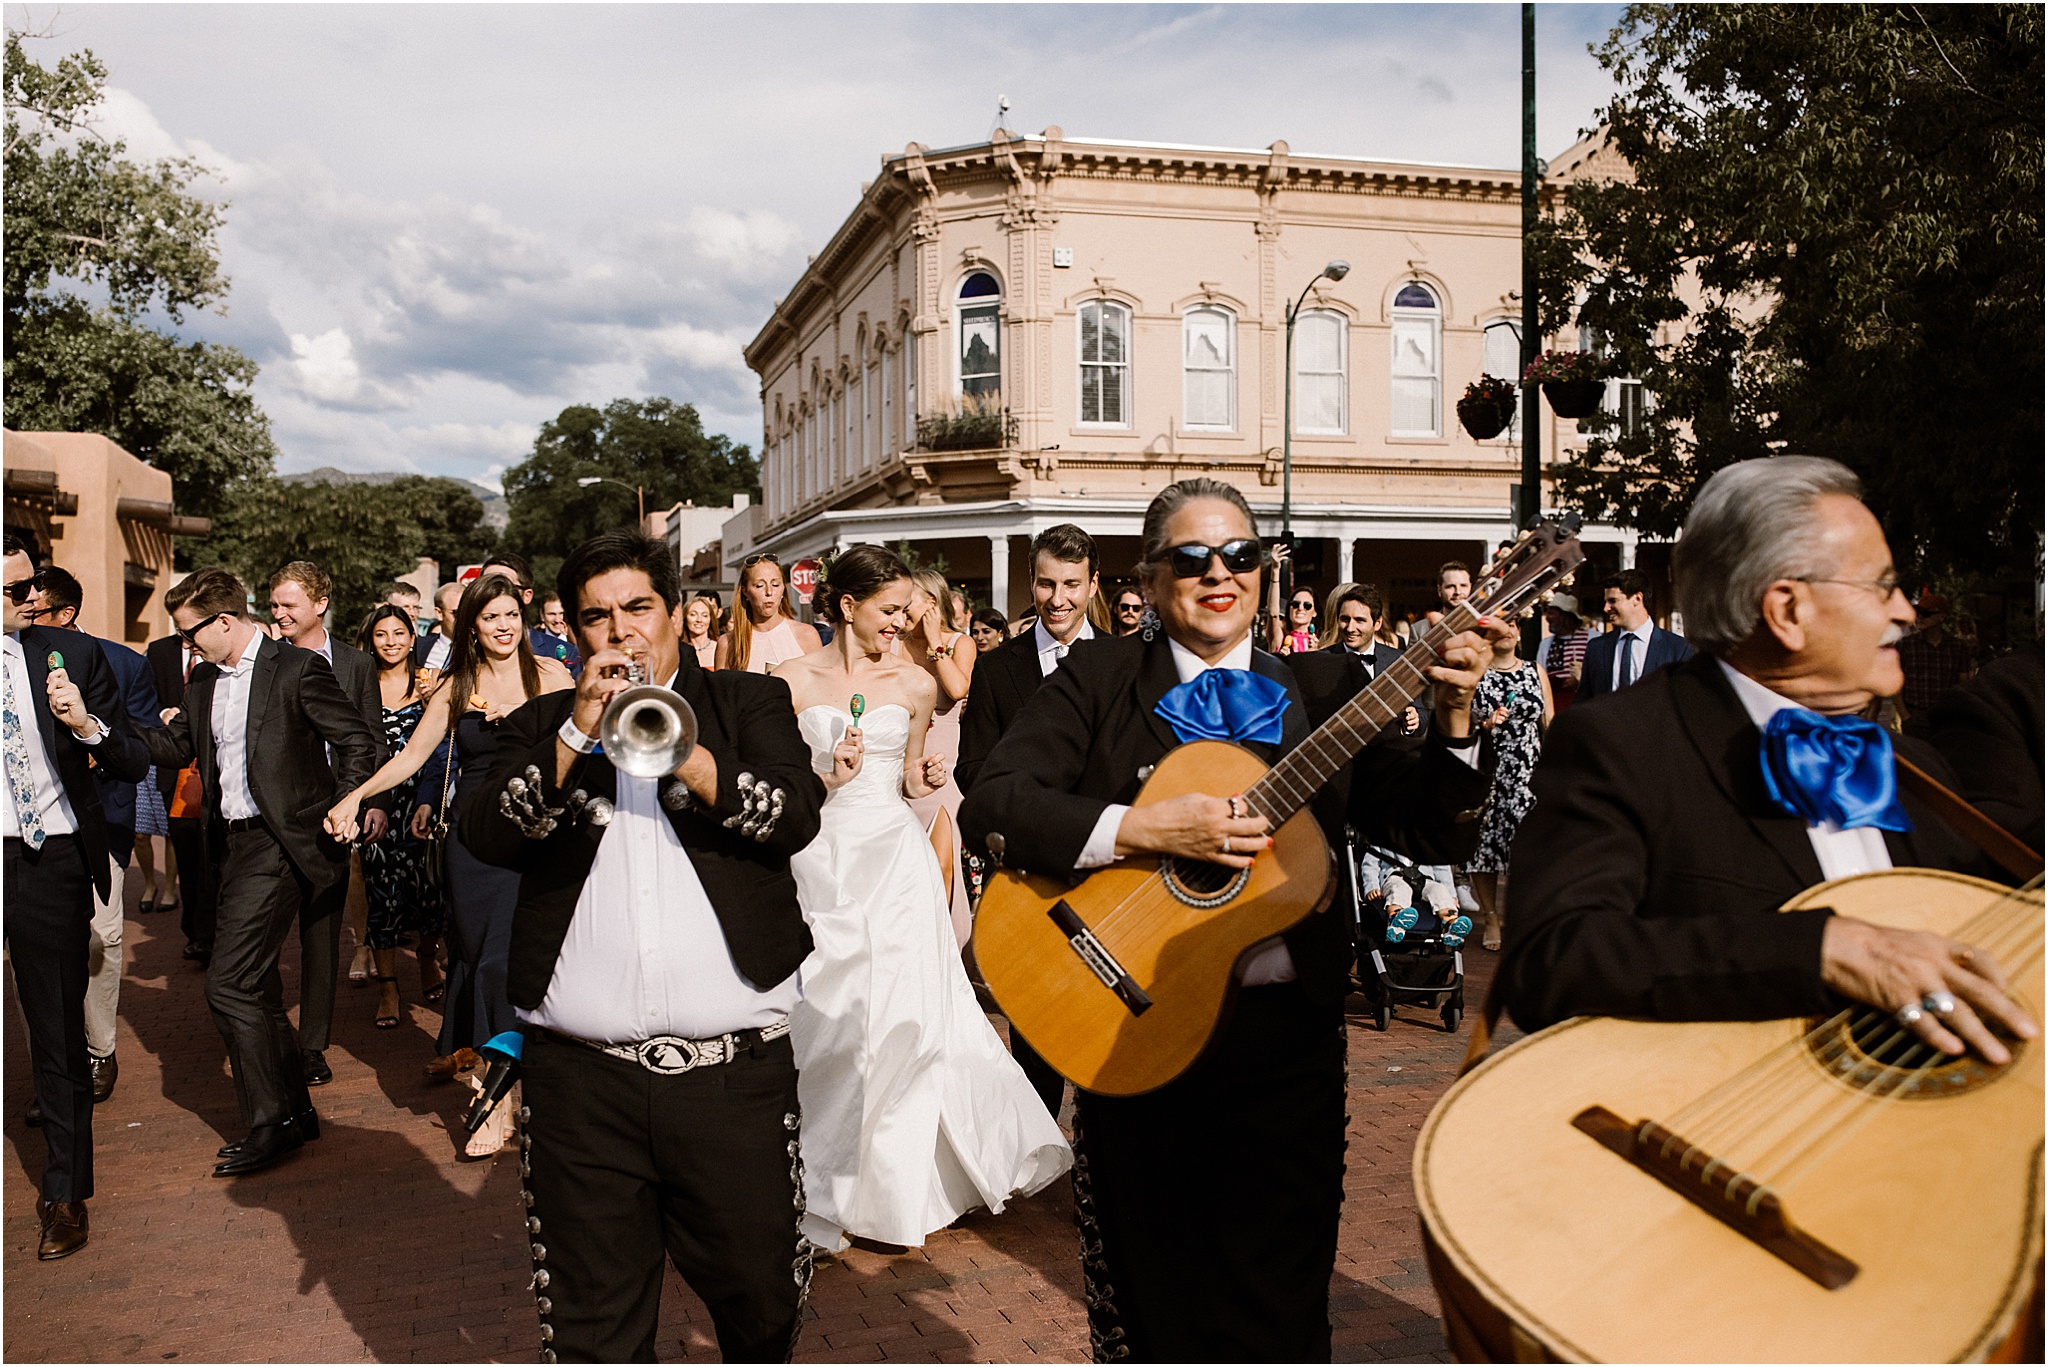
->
[1716, 658, 1805, 729]
[1034, 617, 1093, 658]
[1166, 633, 1253, 685]
[1622, 617, 1655, 644]
[224, 629, 264, 676]
[3, 633, 22, 661]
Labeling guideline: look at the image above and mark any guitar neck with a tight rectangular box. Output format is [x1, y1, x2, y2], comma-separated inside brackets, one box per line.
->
[1244, 603, 1480, 825]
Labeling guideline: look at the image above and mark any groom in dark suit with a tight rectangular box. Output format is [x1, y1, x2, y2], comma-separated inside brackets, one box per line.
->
[957, 522, 1101, 1117]
[142, 568, 381, 1176]
[444, 529, 826, 1363]
[3, 537, 150, 1258]
[961, 481, 1503, 1362]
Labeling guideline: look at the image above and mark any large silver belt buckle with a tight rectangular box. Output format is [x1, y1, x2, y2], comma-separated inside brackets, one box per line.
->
[635, 1034, 730, 1074]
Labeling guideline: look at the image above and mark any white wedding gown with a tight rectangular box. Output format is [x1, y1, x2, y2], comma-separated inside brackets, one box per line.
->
[789, 703, 1072, 1251]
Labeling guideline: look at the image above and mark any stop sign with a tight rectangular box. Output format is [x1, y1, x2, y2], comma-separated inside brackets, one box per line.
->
[789, 557, 821, 605]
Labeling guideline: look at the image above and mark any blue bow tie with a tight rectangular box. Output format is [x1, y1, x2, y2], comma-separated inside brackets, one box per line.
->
[1156, 668, 1291, 746]
[1758, 707, 1912, 833]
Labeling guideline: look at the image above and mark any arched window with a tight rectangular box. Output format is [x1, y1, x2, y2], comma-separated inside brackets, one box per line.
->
[904, 332, 917, 425]
[1390, 283, 1441, 437]
[1078, 300, 1131, 425]
[1183, 306, 1236, 430]
[957, 272, 1001, 401]
[1293, 310, 1347, 435]
[1482, 318, 1523, 441]
[881, 347, 894, 454]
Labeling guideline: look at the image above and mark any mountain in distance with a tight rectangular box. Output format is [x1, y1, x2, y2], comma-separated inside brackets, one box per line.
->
[282, 466, 507, 530]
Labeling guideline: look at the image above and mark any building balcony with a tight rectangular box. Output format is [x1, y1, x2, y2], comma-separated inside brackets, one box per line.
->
[915, 406, 1018, 453]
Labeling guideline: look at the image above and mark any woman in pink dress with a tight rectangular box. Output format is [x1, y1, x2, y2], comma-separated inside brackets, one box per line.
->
[900, 567, 977, 946]
[717, 553, 821, 673]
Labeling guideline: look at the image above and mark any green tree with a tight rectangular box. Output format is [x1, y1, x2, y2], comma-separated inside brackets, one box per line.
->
[4, 27, 276, 519]
[1540, 4, 2042, 583]
[386, 474, 499, 574]
[500, 397, 758, 591]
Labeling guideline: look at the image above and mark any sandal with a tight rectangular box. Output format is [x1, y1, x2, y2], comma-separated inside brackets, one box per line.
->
[421, 965, 446, 1005]
[374, 975, 401, 1029]
[1481, 916, 1503, 952]
[348, 944, 373, 985]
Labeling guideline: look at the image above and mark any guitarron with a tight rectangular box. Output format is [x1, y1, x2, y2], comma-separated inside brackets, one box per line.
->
[1415, 869, 2043, 1363]
[973, 515, 1585, 1096]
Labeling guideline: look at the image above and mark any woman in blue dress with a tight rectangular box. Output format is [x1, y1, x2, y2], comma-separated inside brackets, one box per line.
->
[326, 574, 573, 1155]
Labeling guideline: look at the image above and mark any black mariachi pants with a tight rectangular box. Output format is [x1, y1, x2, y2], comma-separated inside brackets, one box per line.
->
[520, 1029, 810, 1363]
[1073, 982, 1348, 1362]
[4, 833, 95, 1203]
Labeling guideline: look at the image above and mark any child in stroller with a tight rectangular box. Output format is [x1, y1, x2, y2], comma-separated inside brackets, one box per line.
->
[1350, 835, 1471, 1032]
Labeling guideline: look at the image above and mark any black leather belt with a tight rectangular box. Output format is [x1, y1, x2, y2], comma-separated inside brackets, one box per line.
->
[225, 817, 265, 833]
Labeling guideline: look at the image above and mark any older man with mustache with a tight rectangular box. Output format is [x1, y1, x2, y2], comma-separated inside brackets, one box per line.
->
[1499, 456, 2035, 1064]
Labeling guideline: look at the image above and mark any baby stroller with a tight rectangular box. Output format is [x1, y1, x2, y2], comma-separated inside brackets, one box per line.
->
[1345, 827, 1468, 1033]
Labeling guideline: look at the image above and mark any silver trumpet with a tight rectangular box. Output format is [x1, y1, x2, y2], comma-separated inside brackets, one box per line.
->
[600, 648, 699, 779]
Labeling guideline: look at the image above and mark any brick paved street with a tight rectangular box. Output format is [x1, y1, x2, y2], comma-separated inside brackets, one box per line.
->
[5, 873, 1514, 1363]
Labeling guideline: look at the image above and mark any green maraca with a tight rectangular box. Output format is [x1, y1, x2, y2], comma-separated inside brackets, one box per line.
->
[849, 693, 865, 725]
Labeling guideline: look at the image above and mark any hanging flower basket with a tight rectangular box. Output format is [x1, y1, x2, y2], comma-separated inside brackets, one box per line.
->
[1457, 376, 1517, 441]
[1457, 397, 1510, 441]
[1542, 378, 1607, 419]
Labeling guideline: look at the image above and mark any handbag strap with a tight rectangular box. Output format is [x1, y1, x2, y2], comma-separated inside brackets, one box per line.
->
[433, 700, 459, 832]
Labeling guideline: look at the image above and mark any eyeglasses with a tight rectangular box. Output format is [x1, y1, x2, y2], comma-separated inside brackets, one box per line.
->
[3, 572, 42, 605]
[1794, 573, 1903, 601]
[1165, 540, 1263, 579]
[175, 612, 225, 647]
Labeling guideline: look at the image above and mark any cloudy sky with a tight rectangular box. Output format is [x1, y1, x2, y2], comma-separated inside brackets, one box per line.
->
[13, 2, 1624, 492]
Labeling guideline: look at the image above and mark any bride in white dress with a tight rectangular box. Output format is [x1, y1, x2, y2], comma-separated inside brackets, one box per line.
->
[774, 546, 1072, 1252]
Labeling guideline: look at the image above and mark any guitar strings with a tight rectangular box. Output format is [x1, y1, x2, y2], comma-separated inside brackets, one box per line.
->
[1659, 881, 2041, 1169]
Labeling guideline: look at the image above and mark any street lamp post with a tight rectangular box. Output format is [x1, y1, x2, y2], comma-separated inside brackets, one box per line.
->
[577, 475, 646, 528]
[1281, 260, 1351, 551]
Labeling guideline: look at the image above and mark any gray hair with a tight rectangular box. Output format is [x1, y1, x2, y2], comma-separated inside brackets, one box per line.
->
[1138, 478, 1262, 570]
[1674, 456, 1864, 654]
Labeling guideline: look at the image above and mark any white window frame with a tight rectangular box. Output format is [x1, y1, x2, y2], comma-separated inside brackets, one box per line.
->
[1292, 308, 1348, 436]
[1077, 299, 1132, 428]
[956, 275, 1002, 402]
[1182, 306, 1237, 432]
[1482, 318, 1523, 443]
[1389, 286, 1441, 439]
[904, 333, 917, 426]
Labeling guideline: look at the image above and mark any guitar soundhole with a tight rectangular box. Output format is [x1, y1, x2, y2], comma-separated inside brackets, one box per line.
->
[1806, 1010, 2022, 1100]
[1161, 857, 1251, 910]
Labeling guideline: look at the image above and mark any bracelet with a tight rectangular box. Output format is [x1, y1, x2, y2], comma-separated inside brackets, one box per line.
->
[557, 716, 600, 755]
[926, 642, 954, 662]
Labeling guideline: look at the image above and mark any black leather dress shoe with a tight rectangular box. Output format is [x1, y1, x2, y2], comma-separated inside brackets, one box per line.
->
[25, 1097, 42, 1127]
[182, 941, 211, 968]
[218, 1108, 319, 1156]
[301, 1049, 333, 1087]
[212, 1123, 304, 1177]
[89, 1052, 117, 1104]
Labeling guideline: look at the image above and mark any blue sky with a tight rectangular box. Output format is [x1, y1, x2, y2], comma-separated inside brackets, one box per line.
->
[10, 3, 1625, 491]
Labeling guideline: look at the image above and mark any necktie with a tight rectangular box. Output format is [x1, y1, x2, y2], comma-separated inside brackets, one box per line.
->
[1155, 669, 1291, 745]
[4, 657, 47, 849]
[1758, 707, 1912, 832]
[1617, 633, 1637, 689]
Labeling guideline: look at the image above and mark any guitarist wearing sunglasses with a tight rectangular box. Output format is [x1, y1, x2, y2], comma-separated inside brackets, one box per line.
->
[960, 479, 1508, 1361]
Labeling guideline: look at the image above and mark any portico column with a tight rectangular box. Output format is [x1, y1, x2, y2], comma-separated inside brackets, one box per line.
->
[989, 535, 1011, 615]
[1620, 529, 1638, 570]
[1335, 535, 1355, 586]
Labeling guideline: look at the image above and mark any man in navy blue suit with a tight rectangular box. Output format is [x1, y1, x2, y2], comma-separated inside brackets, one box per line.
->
[28, 567, 159, 1109]
[1578, 568, 1694, 703]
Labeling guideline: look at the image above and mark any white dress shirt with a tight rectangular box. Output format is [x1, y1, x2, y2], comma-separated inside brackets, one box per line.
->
[521, 674, 801, 1042]
[1609, 618, 1656, 691]
[424, 633, 451, 671]
[210, 630, 264, 821]
[1717, 659, 1894, 881]
[1034, 616, 1095, 676]
[2, 633, 99, 839]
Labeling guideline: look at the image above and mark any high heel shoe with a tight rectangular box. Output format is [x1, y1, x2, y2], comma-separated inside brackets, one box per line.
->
[348, 944, 373, 986]
[1481, 915, 1504, 952]
[374, 975, 401, 1029]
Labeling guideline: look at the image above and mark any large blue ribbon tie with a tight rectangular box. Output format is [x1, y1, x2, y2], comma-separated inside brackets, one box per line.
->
[1155, 669, 1291, 745]
[1758, 707, 1912, 833]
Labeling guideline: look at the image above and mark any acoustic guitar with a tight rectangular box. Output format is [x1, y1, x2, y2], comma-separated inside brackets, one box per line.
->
[973, 515, 1586, 1096]
[1415, 868, 2044, 1363]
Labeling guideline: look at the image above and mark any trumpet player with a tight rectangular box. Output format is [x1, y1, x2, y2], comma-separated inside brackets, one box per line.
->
[460, 529, 827, 1363]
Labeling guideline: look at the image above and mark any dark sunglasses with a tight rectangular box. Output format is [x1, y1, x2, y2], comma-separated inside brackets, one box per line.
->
[1290, 597, 1316, 610]
[1166, 539, 1263, 579]
[176, 611, 225, 647]
[742, 553, 782, 569]
[1116, 599, 1145, 613]
[3, 572, 42, 605]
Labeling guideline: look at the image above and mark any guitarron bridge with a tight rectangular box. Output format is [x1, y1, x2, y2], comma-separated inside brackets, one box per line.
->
[1048, 900, 1152, 1017]
[1572, 1105, 1858, 1289]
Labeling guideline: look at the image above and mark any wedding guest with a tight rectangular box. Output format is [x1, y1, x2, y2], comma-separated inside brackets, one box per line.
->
[1280, 586, 1319, 654]
[718, 553, 822, 673]
[901, 566, 978, 945]
[1112, 587, 1148, 637]
[353, 606, 446, 1029]
[324, 574, 573, 1155]
[969, 607, 1008, 655]
[1578, 568, 1694, 703]
[682, 592, 721, 669]
[1467, 626, 1552, 950]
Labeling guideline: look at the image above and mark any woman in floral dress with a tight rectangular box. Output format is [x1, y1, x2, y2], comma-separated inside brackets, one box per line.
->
[355, 606, 445, 1028]
[1467, 631, 1553, 950]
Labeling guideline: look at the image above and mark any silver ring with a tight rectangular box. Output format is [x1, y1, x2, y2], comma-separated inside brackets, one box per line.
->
[1894, 1003, 1927, 1029]
[1222, 836, 1233, 854]
[1922, 990, 1958, 1019]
